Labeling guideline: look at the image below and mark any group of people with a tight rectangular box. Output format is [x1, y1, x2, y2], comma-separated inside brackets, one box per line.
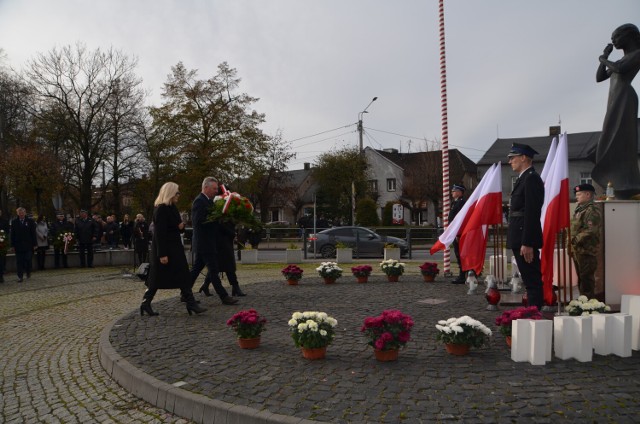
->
[141, 177, 243, 317]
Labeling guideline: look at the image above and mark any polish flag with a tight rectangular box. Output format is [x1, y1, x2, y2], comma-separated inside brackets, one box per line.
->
[431, 163, 503, 274]
[540, 136, 558, 183]
[540, 132, 570, 305]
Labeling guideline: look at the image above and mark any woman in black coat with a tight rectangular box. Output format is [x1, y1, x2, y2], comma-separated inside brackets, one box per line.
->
[141, 182, 206, 316]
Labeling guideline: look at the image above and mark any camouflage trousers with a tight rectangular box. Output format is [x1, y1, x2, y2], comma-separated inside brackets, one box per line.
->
[573, 254, 597, 299]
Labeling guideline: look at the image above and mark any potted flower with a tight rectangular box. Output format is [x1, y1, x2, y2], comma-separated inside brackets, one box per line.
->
[494, 306, 542, 347]
[281, 264, 304, 285]
[565, 295, 611, 316]
[435, 315, 492, 355]
[419, 262, 440, 282]
[335, 241, 353, 263]
[226, 309, 267, 349]
[383, 242, 400, 260]
[286, 243, 303, 264]
[288, 311, 338, 359]
[361, 309, 414, 361]
[379, 259, 405, 282]
[316, 261, 343, 284]
[241, 243, 258, 264]
[351, 265, 373, 283]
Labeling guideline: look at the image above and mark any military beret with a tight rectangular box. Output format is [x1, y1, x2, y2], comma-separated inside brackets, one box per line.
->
[508, 143, 538, 158]
[574, 183, 596, 193]
[452, 184, 466, 192]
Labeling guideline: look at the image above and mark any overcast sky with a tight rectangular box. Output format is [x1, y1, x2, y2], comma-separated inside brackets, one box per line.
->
[1, 0, 639, 169]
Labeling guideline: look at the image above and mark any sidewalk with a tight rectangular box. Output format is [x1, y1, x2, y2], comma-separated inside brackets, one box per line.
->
[103, 266, 640, 423]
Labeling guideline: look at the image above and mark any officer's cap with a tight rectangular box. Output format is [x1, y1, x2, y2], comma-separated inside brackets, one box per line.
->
[452, 184, 466, 192]
[507, 143, 538, 158]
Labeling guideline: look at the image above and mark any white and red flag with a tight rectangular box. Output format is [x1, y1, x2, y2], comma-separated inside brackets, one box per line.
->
[540, 136, 558, 183]
[430, 163, 503, 274]
[540, 132, 570, 305]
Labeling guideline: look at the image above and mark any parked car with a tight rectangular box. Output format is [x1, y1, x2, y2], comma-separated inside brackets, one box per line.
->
[307, 226, 409, 258]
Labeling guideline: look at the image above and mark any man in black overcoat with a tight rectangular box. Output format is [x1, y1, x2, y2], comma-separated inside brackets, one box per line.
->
[75, 209, 98, 267]
[506, 143, 545, 310]
[189, 177, 238, 305]
[449, 183, 467, 284]
[10, 207, 37, 282]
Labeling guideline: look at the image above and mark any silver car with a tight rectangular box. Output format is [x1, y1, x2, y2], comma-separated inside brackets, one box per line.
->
[307, 226, 409, 258]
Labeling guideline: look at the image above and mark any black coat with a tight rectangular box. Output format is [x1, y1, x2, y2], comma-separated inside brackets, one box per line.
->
[147, 204, 190, 290]
[216, 221, 237, 273]
[507, 167, 544, 249]
[448, 197, 466, 224]
[191, 192, 217, 256]
[10, 217, 37, 252]
[75, 218, 98, 244]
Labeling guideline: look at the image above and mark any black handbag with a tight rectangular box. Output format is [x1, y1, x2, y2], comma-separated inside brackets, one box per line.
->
[136, 263, 150, 281]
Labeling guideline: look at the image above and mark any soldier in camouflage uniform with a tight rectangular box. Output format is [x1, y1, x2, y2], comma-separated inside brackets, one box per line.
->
[570, 184, 602, 298]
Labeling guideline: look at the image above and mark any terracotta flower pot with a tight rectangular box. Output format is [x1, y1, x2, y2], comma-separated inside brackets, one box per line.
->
[506, 336, 512, 348]
[422, 274, 435, 282]
[237, 337, 261, 349]
[287, 279, 299, 285]
[387, 275, 399, 282]
[323, 277, 336, 284]
[301, 346, 327, 360]
[374, 348, 399, 362]
[445, 343, 471, 356]
[355, 276, 368, 283]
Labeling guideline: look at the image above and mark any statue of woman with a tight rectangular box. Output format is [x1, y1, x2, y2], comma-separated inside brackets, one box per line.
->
[592, 23, 640, 199]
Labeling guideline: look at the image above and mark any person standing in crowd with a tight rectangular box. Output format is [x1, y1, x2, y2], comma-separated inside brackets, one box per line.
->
[506, 143, 544, 310]
[120, 214, 133, 250]
[570, 184, 602, 299]
[92, 214, 105, 249]
[51, 211, 73, 269]
[35, 215, 49, 270]
[0, 210, 11, 283]
[75, 209, 98, 268]
[449, 183, 467, 284]
[189, 177, 238, 305]
[141, 182, 206, 316]
[10, 207, 37, 282]
[133, 214, 149, 264]
[104, 215, 119, 249]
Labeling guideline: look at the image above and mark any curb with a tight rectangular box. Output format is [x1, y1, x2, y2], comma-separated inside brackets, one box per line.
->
[98, 315, 322, 424]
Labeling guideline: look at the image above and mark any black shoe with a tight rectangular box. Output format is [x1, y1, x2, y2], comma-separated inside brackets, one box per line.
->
[180, 294, 200, 304]
[221, 296, 239, 305]
[231, 287, 246, 297]
[140, 301, 159, 316]
[198, 284, 213, 297]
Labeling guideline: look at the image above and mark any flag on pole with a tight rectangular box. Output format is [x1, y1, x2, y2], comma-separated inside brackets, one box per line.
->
[431, 163, 503, 274]
[540, 136, 558, 183]
[540, 132, 570, 305]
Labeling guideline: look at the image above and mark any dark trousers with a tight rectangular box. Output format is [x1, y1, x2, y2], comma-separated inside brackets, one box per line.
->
[78, 243, 94, 267]
[36, 247, 47, 270]
[574, 254, 597, 299]
[15, 249, 33, 279]
[452, 238, 464, 277]
[190, 252, 229, 299]
[54, 247, 68, 268]
[512, 248, 543, 310]
[0, 253, 6, 281]
[135, 241, 148, 264]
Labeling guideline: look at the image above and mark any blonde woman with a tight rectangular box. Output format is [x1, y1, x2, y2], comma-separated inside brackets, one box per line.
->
[141, 182, 206, 316]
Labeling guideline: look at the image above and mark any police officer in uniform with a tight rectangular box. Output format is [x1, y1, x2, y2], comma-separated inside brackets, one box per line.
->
[570, 184, 602, 299]
[449, 183, 467, 284]
[506, 143, 544, 310]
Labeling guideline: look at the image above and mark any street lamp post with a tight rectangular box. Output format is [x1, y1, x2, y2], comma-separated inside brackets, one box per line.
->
[358, 96, 378, 154]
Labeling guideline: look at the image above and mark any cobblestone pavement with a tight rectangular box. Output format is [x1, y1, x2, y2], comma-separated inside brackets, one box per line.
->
[109, 265, 640, 424]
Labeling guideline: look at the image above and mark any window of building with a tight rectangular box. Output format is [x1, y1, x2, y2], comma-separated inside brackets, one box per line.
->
[386, 178, 396, 192]
[580, 172, 592, 186]
[368, 179, 378, 192]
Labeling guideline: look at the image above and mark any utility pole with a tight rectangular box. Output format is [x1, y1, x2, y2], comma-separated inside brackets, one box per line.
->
[358, 96, 378, 154]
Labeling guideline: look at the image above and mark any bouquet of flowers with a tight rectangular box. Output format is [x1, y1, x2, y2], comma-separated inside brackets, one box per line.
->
[379, 259, 405, 276]
[53, 232, 75, 253]
[565, 295, 611, 316]
[281, 264, 304, 281]
[435, 316, 492, 348]
[316, 262, 343, 279]
[226, 309, 267, 339]
[351, 265, 373, 277]
[419, 262, 440, 276]
[0, 230, 9, 255]
[288, 311, 338, 348]
[207, 185, 259, 228]
[361, 309, 414, 351]
[494, 306, 542, 337]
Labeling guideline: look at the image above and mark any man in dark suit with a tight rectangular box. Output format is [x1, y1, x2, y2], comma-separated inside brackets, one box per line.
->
[10, 207, 37, 282]
[506, 143, 544, 310]
[449, 183, 467, 284]
[189, 177, 238, 305]
[75, 209, 98, 268]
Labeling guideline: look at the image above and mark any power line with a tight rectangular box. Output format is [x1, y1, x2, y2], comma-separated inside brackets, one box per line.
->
[365, 126, 488, 153]
[286, 123, 356, 145]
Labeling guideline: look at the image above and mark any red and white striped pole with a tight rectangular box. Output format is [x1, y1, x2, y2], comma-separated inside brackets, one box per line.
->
[438, 0, 451, 275]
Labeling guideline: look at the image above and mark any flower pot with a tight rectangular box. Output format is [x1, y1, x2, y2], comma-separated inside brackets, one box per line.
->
[240, 249, 258, 264]
[506, 336, 512, 348]
[323, 277, 336, 284]
[374, 348, 399, 362]
[422, 274, 435, 282]
[285, 249, 303, 264]
[237, 337, 261, 349]
[387, 275, 399, 282]
[356, 276, 368, 283]
[384, 247, 401, 261]
[336, 248, 353, 263]
[301, 346, 327, 360]
[445, 343, 471, 356]
[287, 279, 299, 285]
